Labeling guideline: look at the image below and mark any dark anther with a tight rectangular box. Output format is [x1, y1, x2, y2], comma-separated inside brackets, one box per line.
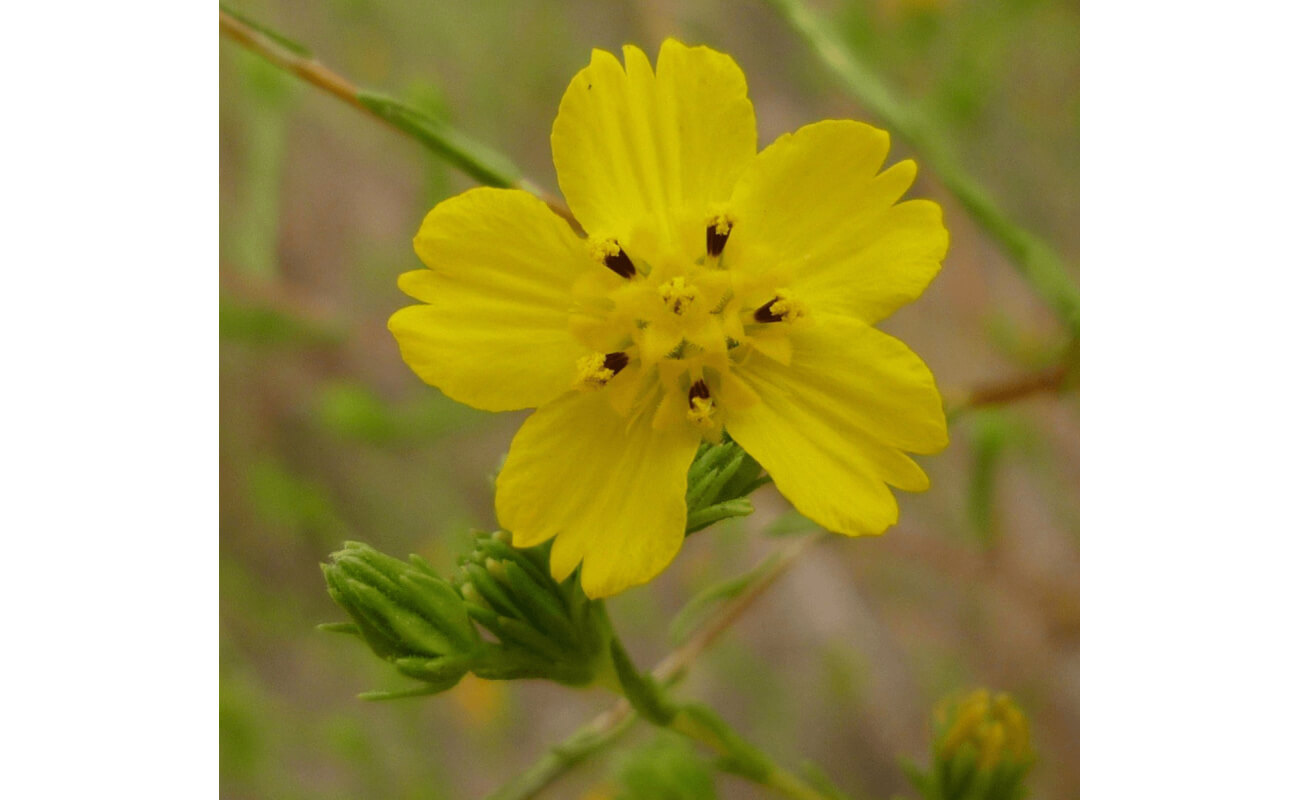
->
[688, 379, 710, 403]
[753, 298, 783, 323]
[603, 352, 630, 375]
[706, 222, 731, 257]
[603, 245, 636, 279]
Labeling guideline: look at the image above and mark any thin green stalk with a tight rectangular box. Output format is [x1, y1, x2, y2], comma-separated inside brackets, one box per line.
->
[764, 0, 1079, 331]
[482, 705, 638, 800]
[671, 704, 832, 800]
[604, 580, 846, 800]
[482, 535, 823, 800]
[218, 8, 576, 226]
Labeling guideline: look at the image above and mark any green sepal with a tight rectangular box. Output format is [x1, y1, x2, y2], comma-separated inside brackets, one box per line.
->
[392, 654, 475, 689]
[491, 617, 572, 664]
[461, 562, 529, 622]
[345, 580, 456, 657]
[609, 637, 675, 725]
[321, 563, 403, 659]
[358, 684, 446, 702]
[499, 560, 582, 647]
[471, 536, 553, 588]
[685, 498, 754, 534]
[315, 622, 359, 636]
[396, 570, 479, 649]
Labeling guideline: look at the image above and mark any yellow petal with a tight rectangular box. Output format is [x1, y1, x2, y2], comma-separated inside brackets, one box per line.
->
[495, 390, 701, 598]
[389, 187, 591, 412]
[551, 40, 756, 245]
[727, 120, 948, 324]
[725, 314, 946, 537]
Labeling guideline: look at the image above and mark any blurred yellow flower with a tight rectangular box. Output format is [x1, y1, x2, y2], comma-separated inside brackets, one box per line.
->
[390, 40, 947, 598]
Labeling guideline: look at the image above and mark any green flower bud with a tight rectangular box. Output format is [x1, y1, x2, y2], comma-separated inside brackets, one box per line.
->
[452, 531, 614, 687]
[321, 542, 481, 696]
[912, 689, 1034, 800]
[684, 438, 766, 534]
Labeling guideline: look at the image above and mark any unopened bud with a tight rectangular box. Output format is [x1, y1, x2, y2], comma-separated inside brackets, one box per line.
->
[910, 689, 1034, 800]
[684, 438, 766, 534]
[321, 542, 481, 696]
[930, 686, 1029, 800]
[451, 532, 613, 687]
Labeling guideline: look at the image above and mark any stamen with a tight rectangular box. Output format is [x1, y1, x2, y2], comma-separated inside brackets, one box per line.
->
[686, 379, 717, 428]
[575, 351, 629, 389]
[753, 289, 806, 323]
[659, 276, 698, 314]
[589, 238, 636, 279]
[706, 211, 734, 257]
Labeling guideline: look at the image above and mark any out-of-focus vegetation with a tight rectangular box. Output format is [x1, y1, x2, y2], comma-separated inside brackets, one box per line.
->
[220, 1, 1078, 797]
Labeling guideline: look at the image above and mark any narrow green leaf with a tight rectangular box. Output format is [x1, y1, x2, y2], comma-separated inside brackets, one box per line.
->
[685, 498, 753, 535]
[358, 684, 446, 702]
[609, 637, 675, 725]
[668, 552, 782, 645]
[315, 622, 359, 636]
[356, 92, 522, 188]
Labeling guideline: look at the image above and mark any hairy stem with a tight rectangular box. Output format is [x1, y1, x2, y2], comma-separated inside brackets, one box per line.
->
[764, 0, 1079, 330]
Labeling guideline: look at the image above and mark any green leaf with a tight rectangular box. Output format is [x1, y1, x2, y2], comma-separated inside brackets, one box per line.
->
[685, 498, 753, 535]
[764, 509, 821, 538]
[609, 637, 676, 725]
[668, 552, 783, 645]
[356, 92, 522, 188]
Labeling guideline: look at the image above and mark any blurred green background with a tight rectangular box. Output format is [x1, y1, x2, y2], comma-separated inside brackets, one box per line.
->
[219, 0, 1078, 797]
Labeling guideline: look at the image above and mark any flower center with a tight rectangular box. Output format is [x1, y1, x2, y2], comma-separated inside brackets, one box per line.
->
[571, 214, 805, 432]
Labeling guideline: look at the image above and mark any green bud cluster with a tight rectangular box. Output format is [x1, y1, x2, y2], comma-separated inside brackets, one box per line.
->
[321, 542, 481, 698]
[321, 440, 768, 700]
[685, 437, 767, 534]
[907, 689, 1035, 800]
[322, 536, 616, 699]
[454, 531, 613, 687]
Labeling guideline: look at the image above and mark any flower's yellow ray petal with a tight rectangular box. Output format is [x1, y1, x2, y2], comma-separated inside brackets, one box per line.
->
[727, 120, 948, 324]
[726, 314, 946, 537]
[496, 390, 700, 598]
[551, 40, 756, 245]
[388, 188, 592, 412]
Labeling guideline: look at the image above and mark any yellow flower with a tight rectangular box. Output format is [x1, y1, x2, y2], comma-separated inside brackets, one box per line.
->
[390, 41, 948, 598]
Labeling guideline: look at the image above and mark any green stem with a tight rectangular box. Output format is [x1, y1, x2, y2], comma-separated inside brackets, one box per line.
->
[218, 8, 577, 226]
[669, 703, 836, 800]
[482, 535, 823, 799]
[482, 704, 638, 800]
[609, 630, 844, 800]
[764, 0, 1079, 331]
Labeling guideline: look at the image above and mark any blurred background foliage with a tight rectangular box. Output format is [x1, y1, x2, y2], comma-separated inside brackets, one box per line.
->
[219, 0, 1078, 797]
